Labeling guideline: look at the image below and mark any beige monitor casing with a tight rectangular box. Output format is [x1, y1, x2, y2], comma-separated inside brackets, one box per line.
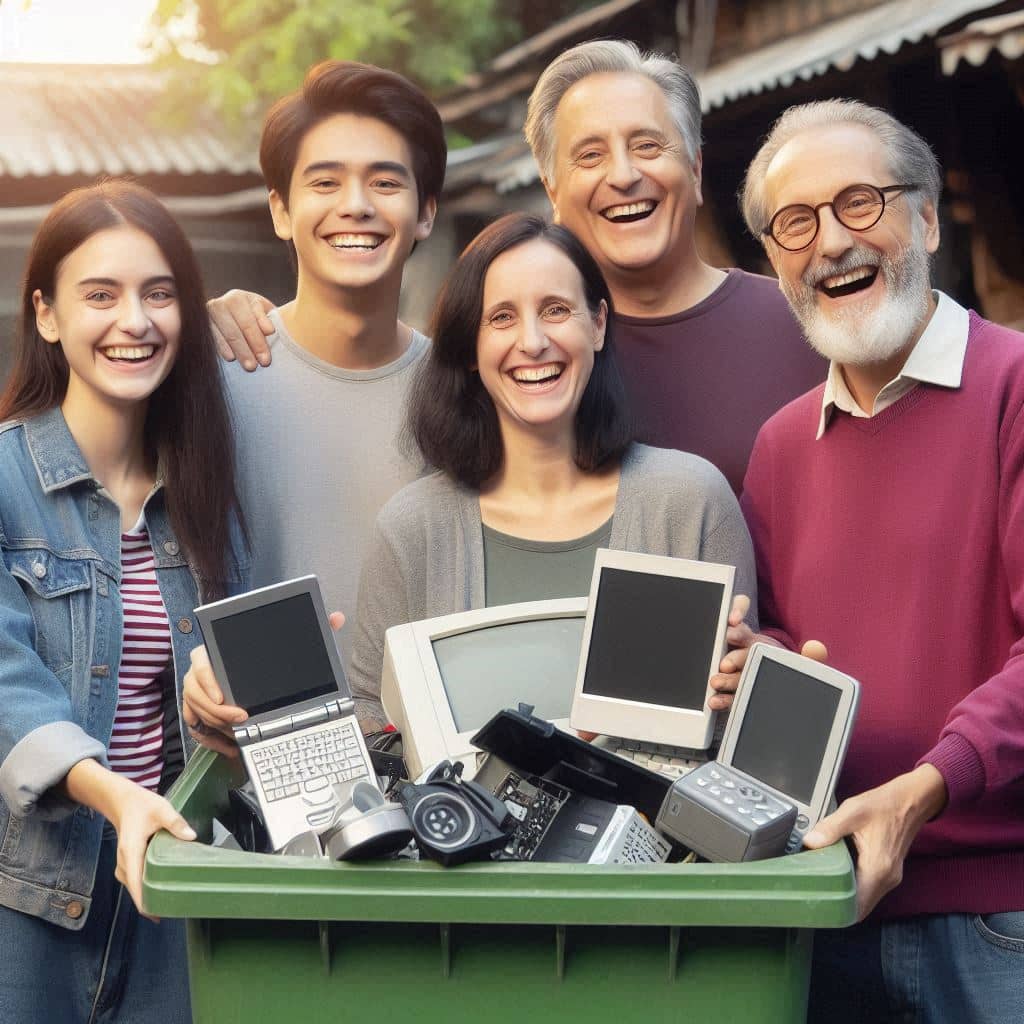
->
[570, 549, 734, 751]
[381, 598, 588, 781]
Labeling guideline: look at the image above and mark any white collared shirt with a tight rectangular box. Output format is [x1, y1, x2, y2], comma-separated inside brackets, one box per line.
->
[816, 290, 970, 439]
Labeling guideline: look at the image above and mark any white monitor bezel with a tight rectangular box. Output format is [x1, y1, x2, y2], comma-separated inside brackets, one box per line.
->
[194, 574, 348, 726]
[381, 597, 589, 780]
[717, 643, 860, 826]
[569, 549, 734, 750]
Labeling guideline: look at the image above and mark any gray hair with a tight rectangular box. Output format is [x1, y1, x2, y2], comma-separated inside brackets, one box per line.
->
[524, 39, 702, 184]
[740, 99, 942, 238]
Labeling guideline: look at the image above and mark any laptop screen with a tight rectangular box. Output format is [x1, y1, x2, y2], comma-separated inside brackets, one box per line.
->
[730, 658, 841, 804]
[207, 592, 338, 716]
[580, 567, 726, 712]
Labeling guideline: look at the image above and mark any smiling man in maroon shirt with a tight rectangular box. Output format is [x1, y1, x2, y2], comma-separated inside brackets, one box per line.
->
[524, 40, 825, 492]
[738, 99, 1024, 1023]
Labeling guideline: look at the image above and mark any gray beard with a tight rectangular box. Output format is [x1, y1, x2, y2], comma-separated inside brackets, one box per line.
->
[781, 242, 932, 367]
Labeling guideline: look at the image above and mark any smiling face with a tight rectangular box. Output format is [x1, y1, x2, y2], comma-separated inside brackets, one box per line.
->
[269, 112, 435, 297]
[762, 122, 938, 366]
[33, 224, 181, 410]
[546, 72, 700, 285]
[476, 238, 607, 445]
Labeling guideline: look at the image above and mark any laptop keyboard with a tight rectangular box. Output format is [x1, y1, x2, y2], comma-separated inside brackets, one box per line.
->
[250, 721, 369, 802]
[604, 739, 706, 780]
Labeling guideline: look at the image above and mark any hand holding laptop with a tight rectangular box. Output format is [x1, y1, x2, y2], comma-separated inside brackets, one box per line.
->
[183, 610, 347, 758]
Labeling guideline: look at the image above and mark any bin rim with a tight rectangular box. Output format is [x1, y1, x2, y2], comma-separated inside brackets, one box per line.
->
[144, 748, 857, 929]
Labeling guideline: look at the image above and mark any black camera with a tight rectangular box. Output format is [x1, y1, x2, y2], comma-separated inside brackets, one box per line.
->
[395, 761, 514, 866]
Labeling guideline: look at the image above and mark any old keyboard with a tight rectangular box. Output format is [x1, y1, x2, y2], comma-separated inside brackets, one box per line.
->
[249, 721, 369, 802]
[600, 737, 706, 780]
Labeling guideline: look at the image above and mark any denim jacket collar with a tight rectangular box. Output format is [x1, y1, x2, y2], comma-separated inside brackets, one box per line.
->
[23, 407, 93, 493]
[22, 406, 165, 499]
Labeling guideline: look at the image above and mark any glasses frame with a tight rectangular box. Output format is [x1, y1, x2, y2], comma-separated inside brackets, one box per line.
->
[763, 183, 920, 252]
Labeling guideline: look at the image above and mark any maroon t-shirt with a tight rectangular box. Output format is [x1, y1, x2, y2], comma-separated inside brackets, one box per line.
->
[614, 269, 825, 493]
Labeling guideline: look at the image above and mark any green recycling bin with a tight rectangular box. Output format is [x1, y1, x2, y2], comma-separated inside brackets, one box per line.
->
[144, 749, 856, 1024]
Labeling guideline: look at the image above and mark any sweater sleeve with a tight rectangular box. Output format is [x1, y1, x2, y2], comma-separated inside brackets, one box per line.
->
[699, 479, 760, 634]
[918, 394, 1024, 808]
[740, 427, 798, 652]
[347, 513, 410, 730]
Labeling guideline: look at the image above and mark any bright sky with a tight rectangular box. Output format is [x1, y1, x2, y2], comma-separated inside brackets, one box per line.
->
[0, 0, 159, 63]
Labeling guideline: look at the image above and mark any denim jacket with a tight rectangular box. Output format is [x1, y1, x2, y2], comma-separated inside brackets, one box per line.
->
[0, 408, 248, 930]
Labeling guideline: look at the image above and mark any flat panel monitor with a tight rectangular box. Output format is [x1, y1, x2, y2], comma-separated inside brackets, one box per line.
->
[570, 549, 734, 750]
[381, 598, 588, 779]
[717, 643, 860, 830]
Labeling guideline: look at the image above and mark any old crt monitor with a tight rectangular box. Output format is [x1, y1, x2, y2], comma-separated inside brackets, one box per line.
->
[570, 549, 734, 751]
[381, 598, 588, 780]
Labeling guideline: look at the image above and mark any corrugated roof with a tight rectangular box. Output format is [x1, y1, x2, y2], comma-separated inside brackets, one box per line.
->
[939, 9, 1024, 73]
[698, 0, 1000, 110]
[436, 0, 648, 122]
[0, 63, 260, 179]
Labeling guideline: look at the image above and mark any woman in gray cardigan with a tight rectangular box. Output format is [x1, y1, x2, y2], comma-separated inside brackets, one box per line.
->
[348, 214, 757, 729]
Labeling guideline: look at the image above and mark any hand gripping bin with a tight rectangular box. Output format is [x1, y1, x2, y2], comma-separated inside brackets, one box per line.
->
[144, 749, 856, 1024]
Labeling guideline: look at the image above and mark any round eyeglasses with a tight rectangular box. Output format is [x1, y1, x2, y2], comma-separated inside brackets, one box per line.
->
[763, 183, 920, 252]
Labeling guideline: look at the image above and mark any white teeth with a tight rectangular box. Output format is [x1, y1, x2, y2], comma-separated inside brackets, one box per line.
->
[821, 267, 875, 289]
[103, 345, 155, 361]
[511, 365, 562, 383]
[603, 200, 656, 220]
[326, 234, 383, 250]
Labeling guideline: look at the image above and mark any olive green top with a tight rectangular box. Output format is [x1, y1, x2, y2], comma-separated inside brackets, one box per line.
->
[482, 518, 614, 607]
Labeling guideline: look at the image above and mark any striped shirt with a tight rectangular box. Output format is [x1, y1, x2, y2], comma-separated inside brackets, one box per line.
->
[109, 521, 171, 790]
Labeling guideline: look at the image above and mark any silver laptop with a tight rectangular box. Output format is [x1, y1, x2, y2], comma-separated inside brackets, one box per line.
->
[194, 575, 377, 851]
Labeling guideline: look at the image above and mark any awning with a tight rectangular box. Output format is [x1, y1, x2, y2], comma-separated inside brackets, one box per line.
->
[699, 0, 1001, 111]
[939, 10, 1024, 74]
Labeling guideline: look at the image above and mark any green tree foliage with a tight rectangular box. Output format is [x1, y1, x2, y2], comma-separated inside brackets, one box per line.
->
[149, 0, 518, 124]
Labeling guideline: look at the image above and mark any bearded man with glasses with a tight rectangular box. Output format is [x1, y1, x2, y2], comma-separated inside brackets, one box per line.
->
[725, 99, 1024, 1023]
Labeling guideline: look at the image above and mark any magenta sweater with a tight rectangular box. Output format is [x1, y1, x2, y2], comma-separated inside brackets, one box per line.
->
[741, 311, 1024, 920]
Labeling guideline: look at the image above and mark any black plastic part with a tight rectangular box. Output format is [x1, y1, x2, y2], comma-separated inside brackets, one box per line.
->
[470, 707, 670, 822]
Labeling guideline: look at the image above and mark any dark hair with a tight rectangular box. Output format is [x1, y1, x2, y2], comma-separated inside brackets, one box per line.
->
[0, 180, 246, 599]
[410, 213, 632, 488]
[260, 61, 446, 211]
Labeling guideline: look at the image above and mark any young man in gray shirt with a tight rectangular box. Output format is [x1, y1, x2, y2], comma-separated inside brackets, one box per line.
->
[211, 62, 445, 668]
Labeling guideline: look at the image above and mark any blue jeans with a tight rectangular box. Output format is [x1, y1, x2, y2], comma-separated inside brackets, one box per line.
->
[0, 829, 191, 1024]
[809, 911, 1024, 1024]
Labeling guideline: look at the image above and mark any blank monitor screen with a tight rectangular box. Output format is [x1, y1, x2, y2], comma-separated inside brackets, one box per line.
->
[580, 568, 725, 711]
[731, 658, 841, 804]
[208, 593, 337, 716]
[432, 617, 585, 732]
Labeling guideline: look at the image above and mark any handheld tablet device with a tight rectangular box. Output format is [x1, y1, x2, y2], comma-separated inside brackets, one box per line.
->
[381, 598, 588, 780]
[656, 643, 860, 860]
[569, 549, 734, 752]
[194, 576, 377, 852]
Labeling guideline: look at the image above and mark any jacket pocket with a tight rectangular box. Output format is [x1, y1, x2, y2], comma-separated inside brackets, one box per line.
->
[6, 548, 92, 676]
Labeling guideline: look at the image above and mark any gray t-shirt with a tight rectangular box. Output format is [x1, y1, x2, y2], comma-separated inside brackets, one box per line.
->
[223, 309, 429, 669]
[482, 518, 613, 607]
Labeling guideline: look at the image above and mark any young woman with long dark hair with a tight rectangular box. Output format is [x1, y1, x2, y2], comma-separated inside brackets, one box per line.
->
[0, 180, 247, 1024]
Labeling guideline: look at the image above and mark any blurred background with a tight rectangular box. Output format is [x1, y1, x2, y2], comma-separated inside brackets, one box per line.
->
[3, 0, 1024, 380]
